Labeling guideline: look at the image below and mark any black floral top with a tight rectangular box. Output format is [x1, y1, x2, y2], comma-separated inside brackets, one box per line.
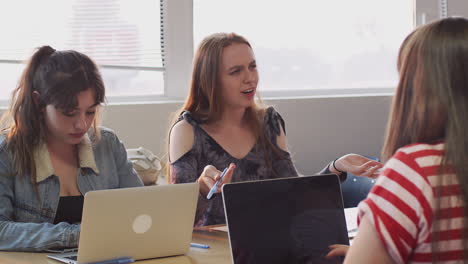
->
[170, 107, 299, 226]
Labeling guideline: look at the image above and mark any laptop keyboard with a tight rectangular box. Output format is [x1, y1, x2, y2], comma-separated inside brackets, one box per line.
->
[65, 255, 78, 261]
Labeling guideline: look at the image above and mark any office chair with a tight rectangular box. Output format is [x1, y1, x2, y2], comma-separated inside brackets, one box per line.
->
[340, 156, 379, 208]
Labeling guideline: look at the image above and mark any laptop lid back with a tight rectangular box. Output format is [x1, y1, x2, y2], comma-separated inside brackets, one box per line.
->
[222, 175, 349, 264]
[77, 183, 199, 263]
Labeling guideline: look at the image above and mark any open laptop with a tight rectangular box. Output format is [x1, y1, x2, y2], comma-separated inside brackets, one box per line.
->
[222, 174, 349, 264]
[48, 182, 199, 264]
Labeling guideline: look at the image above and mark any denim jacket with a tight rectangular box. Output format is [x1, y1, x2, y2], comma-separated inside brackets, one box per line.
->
[0, 127, 143, 251]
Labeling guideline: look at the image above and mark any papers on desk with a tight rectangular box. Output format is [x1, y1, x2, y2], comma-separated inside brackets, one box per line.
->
[345, 207, 358, 239]
[211, 207, 359, 238]
[210, 225, 229, 232]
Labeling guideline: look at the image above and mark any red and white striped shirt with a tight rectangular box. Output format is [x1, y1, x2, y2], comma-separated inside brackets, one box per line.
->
[358, 142, 466, 264]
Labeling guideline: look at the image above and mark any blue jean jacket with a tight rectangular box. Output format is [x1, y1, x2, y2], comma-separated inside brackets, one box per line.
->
[0, 128, 143, 251]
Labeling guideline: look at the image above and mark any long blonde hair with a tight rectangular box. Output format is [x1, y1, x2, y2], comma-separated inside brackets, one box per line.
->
[168, 33, 281, 179]
[382, 17, 468, 262]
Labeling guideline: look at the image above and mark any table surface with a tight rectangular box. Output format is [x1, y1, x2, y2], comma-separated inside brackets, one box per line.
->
[0, 208, 359, 264]
[0, 226, 232, 264]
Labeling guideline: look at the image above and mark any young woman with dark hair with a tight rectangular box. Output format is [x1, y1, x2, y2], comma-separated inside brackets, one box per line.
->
[0, 46, 143, 251]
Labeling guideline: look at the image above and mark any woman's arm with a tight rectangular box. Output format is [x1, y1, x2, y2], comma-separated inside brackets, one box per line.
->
[169, 120, 235, 224]
[169, 120, 234, 195]
[318, 154, 383, 182]
[344, 216, 395, 264]
[326, 216, 395, 263]
[273, 122, 299, 178]
[265, 107, 298, 178]
[0, 167, 80, 251]
[331, 154, 382, 178]
[0, 220, 80, 251]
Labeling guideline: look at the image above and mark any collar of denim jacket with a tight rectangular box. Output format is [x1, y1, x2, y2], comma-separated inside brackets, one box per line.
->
[33, 133, 100, 183]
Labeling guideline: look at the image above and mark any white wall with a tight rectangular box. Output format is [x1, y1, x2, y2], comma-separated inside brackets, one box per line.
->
[0, 93, 391, 178]
[102, 94, 392, 177]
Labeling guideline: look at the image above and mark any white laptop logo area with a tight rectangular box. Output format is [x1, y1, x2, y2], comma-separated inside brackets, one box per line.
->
[132, 214, 153, 234]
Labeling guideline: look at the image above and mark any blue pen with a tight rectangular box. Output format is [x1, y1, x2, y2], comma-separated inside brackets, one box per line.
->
[190, 242, 210, 249]
[85, 257, 135, 264]
[206, 167, 228, 199]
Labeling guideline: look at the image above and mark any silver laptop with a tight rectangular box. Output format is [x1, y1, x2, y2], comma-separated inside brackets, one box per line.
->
[48, 183, 199, 264]
[222, 174, 349, 264]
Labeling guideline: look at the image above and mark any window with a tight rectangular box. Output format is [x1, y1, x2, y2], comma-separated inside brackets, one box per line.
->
[194, 0, 414, 96]
[2, 1, 451, 102]
[0, 0, 164, 101]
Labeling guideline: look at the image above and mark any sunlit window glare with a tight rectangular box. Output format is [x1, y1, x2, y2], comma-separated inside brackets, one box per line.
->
[194, 0, 414, 92]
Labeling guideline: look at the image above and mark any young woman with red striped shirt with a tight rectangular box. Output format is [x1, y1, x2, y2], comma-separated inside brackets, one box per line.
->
[329, 17, 468, 263]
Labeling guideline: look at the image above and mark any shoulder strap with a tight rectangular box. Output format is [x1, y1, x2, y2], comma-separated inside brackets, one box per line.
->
[176, 110, 199, 127]
[264, 107, 286, 137]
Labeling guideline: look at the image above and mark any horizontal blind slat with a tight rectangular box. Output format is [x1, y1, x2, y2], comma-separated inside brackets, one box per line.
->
[0, 0, 163, 68]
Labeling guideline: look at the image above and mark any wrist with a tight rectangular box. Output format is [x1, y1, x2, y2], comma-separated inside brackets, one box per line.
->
[332, 159, 345, 174]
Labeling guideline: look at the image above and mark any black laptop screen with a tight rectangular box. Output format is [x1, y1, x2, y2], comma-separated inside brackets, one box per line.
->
[222, 175, 349, 264]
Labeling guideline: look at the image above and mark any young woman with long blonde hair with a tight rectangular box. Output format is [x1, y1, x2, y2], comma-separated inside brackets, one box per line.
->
[168, 33, 382, 226]
[327, 17, 468, 263]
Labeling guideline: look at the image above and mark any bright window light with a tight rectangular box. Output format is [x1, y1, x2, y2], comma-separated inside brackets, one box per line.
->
[194, 0, 414, 93]
[0, 0, 164, 100]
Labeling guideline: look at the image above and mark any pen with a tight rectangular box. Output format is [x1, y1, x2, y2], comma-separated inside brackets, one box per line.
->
[85, 256, 135, 264]
[206, 167, 228, 199]
[190, 242, 210, 249]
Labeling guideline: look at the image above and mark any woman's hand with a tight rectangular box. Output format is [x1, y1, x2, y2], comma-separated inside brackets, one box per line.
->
[197, 163, 236, 197]
[326, 244, 350, 259]
[331, 154, 383, 178]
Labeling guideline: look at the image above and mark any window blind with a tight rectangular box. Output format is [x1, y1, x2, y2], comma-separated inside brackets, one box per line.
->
[0, 0, 164, 71]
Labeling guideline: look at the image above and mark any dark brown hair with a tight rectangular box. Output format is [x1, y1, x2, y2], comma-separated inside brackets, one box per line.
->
[1, 46, 106, 184]
[382, 17, 468, 262]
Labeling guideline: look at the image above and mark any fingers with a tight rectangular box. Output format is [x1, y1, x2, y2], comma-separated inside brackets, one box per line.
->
[198, 165, 221, 196]
[368, 166, 383, 179]
[364, 161, 383, 179]
[335, 154, 377, 174]
[354, 161, 383, 178]
[365, 160, 383, 167]
[334, 154, 384, 178]
[357, 160, 381, 171]
[198, 164, 237, 196]
[325, 244, 349, 258]
[218, 163, 236, 191]
[203, 165, 221, 180]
